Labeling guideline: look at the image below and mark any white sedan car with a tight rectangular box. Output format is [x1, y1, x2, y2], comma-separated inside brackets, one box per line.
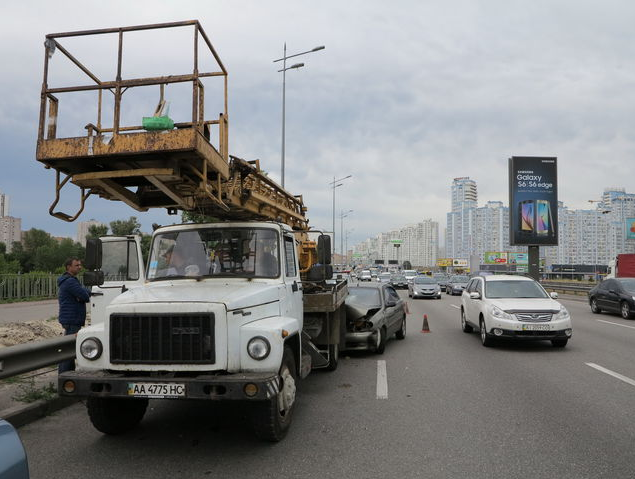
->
[460, 275, 572, 348]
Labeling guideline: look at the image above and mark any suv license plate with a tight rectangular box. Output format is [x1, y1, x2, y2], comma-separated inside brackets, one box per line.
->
[127, 382, 186, 398]
[522, 324, 550, 331]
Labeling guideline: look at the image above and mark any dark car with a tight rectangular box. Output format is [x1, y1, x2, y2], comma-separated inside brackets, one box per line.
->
[433, 274, 449, 291]
[589, 277, 635, 319]
[390, 274, 408, 289]
[0, 419, 29, 478]
[446, 275, 469, 295]
[344, 284, 407, 353]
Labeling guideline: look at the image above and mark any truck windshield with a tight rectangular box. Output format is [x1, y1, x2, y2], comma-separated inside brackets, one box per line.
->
[147, 227, 280, 280]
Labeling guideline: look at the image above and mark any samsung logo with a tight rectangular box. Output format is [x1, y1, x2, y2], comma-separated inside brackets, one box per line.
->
[172, 327, 200, 335]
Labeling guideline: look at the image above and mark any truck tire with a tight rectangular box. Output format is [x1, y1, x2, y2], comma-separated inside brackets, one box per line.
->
[325, 343, 339, 371]
[87, 397, 148, 435]
[253, 346, 297, 442]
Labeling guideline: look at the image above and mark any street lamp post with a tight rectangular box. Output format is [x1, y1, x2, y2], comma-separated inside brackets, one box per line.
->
[340, 209, 353, 264]
[330, 174, 352, 263]
[345, 228, 354, 266]
[274, 44, 325, 189]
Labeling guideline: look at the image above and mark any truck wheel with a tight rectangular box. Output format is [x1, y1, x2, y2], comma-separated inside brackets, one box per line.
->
[374, 327, 387, 354]
[396, 316, 406, 340]
[253, 347, 296, 442]
[87, 397, 148, 435]
[325, 343, 339, 371]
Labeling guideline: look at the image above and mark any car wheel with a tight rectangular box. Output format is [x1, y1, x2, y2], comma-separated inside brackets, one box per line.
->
[396, 316, 406, 340]
[480, 318, 494, 347]
[551, 338, 568, 348]
[621, 301, 633, 319]
[461, 309, 473, 333]
[374, 327, 386, 354]
[590, 298, 601, 314]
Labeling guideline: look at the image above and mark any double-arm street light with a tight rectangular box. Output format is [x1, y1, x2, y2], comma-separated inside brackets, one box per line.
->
[330, 174, 352, 263]
[274, 44, 325, 188]
[340, 209, 354, 264]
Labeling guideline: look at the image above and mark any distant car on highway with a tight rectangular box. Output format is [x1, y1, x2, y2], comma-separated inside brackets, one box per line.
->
[403, 270, 418, 283]
[433, 273, 449, 291]
[408, 276, 442, 299]
[460, 274, 572, 347]
[588, 277, 635, 319]
[359, 270, 372, 282]
[0, 419, 29, 478]
[378, 272, 392, 283]
[344, 284, 406, 353]
[446, 275, 469, 295]
[390, 274, 408, 289]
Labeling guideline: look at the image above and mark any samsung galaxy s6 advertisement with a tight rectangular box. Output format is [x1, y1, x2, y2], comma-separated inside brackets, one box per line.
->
[509, 156, 558, 246]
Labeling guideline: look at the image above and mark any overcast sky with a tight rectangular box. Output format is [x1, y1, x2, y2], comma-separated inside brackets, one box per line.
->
[1, 1, 635, 249]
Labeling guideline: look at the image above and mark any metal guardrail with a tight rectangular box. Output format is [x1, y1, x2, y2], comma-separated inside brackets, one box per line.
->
[541, 281, 594, 294]
[0, 336, 75, 380]
[0, 274, 60, 301]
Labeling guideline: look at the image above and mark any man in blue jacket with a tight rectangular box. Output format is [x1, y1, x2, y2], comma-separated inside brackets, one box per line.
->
[58, 257, 91, 373]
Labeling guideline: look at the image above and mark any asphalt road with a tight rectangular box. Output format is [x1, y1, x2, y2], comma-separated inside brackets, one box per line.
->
[0, 299, 58, 325]
[16, 290, 635, 478]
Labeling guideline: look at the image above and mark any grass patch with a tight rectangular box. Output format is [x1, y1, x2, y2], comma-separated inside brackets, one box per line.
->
[12, 380, 57, 403]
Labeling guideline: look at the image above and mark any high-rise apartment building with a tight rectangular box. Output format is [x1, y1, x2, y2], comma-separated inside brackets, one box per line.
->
[446, 177, 478, 260]
[0, 216, 21, 252]
[0, 190, 9, 217]
[76, 219, 107, 246]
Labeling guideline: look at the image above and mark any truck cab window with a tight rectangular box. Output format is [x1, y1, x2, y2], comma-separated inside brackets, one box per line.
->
[101, 240, 139, 281]
[284, 236, 297, 277]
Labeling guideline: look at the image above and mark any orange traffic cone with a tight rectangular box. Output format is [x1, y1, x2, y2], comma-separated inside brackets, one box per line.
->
[421, 314, 430, 333]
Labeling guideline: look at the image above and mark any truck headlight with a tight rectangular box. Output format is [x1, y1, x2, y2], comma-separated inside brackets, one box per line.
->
[247, 337, 271, 360]
[80, 337, 103, 360]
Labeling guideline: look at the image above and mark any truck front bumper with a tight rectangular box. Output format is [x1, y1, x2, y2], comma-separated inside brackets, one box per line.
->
[58, 369, 280, 401]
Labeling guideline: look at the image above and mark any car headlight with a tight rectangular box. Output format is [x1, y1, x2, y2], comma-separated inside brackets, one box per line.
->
[553, 306, 570, 321]
[490, 305, 513, 320]
[247, 336, 271, 360]
[80, 337, 103, 360]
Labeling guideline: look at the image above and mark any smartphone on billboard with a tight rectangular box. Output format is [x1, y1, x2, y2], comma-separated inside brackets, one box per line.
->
[519, 200, 534, 233]
[536, 200, 552, 236]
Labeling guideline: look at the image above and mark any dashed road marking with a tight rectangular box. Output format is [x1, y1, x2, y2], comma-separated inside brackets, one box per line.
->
[596, 319, 635, 330]
[450, 304, 460, 310]
[376, 360, 388, 399]
[586, 363, 635, 388]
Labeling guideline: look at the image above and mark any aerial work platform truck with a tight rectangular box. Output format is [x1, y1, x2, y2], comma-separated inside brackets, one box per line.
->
[36, 21, 346, 441]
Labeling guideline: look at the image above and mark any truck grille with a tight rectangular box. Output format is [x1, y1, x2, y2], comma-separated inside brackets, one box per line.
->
[110, 313, 215, 364]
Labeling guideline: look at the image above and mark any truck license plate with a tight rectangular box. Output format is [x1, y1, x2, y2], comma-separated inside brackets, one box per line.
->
[522, 324, 550, 331]
[127, 382, 186, 398]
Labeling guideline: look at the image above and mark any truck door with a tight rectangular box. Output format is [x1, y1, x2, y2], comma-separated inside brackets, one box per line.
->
[281, 233, 303, 320]
[90, 236, 145, 324]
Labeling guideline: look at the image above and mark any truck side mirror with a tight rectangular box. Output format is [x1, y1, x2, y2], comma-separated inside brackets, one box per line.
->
[83, 270, 105, 287]
[84, 238, 103, 270]
[317, 235, 331, 265]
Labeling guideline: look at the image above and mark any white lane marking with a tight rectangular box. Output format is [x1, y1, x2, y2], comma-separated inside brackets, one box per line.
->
[376, 360, 388, 400]
[450, 304, 460, 310]
[586, 363, 635, 388]
[597, 319, 635, 330]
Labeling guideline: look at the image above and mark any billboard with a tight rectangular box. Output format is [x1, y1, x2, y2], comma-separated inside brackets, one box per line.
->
[453, 259, 468, 267]
[627, 218, 635, 240]
[437, 258, 452, 267]
[484, 252, 508, 264]
[509, 252, 528, 265]
[509, 156, 558, 246]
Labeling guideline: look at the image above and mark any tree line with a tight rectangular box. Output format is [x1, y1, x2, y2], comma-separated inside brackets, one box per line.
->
[0, 217, 151, 274]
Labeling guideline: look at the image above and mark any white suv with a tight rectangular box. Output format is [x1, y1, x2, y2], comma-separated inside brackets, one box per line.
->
[460, 275, 572, 348]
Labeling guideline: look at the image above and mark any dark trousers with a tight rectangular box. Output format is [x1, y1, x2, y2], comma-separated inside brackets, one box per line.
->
[58, 323, 82, 374]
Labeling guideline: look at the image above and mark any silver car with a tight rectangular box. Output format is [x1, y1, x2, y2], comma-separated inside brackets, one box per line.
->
[408, 276, 442, 299]
[345, 284, 407, 354]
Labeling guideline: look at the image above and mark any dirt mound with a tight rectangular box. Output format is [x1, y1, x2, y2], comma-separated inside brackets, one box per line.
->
[0, 319, 63, 347]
